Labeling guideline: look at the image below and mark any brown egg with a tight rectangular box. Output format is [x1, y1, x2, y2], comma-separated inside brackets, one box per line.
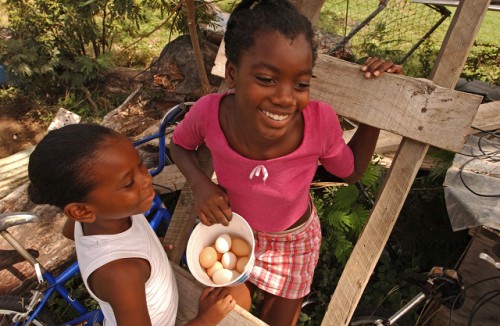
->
[231, 238, 251, 257]
[236, 256, 249, 273]
[209, 245, 222, 261]
[199, 246, 217, 269]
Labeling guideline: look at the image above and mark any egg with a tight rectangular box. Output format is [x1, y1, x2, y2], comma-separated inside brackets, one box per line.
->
[221, 251, 237, 270]
[212, 268, 233, 285]
[209, 245, 222, 260]
[231, 270, 241, 281]
[199, 246, 217, 269]
[230, 237, 251, 256]
[215, 233, 232, 253]
[236, 256, 249, 273]
[207, 261, 223, 277]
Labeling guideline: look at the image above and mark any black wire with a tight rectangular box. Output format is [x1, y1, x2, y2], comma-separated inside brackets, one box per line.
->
[467, 290, 500, 326]
[458, 157, 500, 197]
[448, 275, 500, 326]
[455, 128, 500, 197]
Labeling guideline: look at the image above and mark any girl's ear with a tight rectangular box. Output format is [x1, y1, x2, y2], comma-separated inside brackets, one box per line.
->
[225, 62, 237, 89]
[64, 203, 96, 224]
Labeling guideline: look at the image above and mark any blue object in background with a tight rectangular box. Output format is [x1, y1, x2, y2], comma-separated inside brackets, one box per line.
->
[0, 65, 6, 86]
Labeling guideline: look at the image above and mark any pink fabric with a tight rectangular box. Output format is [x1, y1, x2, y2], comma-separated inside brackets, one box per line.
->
[249, 205, 322, 299]
[172, 93, 353, 232]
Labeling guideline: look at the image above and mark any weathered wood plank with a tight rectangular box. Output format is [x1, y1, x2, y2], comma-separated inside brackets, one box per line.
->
[152, 164, 186, 194]
[430, 227, 500, 325]
[0, 148, 33, 199]
[322, 139, 429, 325]
[173, 263, 268, 326]
[469, 100, 500, 134]
[311, 55, 482, 152]
[322, 1, 491, 324]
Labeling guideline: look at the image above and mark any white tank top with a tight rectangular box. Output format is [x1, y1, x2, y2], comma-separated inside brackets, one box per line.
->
[75, 214, 178, 326]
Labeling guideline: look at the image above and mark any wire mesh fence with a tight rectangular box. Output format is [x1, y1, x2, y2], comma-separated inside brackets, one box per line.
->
[319, 0, 450, 63]
[317, 0, 499, 84]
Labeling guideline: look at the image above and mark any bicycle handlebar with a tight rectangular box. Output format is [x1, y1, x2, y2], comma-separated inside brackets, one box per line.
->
[133, 102, 193, 177]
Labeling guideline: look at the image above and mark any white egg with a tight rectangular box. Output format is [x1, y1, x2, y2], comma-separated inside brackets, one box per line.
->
[231, 270, 241, 281]
[212, 268, 233, 285]
[215, 233, 232, 253]
[221, 251, 237, 270]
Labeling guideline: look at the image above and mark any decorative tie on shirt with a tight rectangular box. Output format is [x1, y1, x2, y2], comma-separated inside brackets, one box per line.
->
[249, 165, 268, 182]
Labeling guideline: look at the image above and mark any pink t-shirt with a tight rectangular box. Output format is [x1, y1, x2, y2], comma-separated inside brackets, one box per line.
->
[172, 93, 354, 232]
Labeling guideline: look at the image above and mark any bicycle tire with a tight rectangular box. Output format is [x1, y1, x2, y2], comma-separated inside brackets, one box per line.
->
[349, 309, 409, 326]
[0, 295, 55, 326]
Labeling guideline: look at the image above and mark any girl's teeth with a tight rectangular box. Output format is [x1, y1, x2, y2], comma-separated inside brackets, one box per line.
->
[263, 110, 288, 121]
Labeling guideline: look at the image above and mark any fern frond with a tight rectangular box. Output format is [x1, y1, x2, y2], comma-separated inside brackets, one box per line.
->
[332, 185, 359, 211]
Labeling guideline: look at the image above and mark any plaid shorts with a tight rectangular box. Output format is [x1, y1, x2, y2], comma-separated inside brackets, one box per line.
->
[248, 205, 322, 299]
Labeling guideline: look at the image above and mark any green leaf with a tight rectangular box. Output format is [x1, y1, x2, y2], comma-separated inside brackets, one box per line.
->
[332, 185, 359, 211]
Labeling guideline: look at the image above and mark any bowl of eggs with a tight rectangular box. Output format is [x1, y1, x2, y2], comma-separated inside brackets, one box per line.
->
[186, 212, 255, 287]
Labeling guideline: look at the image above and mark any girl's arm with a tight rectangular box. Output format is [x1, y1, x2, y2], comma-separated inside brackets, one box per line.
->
[343, 57, 403, 184]
[343, 124, 380, 184]
[169, 142, 232, 226]
[89, 258, 152, 326]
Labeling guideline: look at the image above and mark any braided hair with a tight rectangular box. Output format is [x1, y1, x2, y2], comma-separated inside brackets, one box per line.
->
[224, 0, 317, 65]
[28, 124, 120, 209]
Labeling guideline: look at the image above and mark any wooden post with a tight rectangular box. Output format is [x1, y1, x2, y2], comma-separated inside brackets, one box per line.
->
[322, 1, 492, 325]
[289, 0, 326, 25]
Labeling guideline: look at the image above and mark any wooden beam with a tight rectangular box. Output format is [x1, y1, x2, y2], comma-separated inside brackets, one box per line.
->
[311, 55, 482, 152]
[469, 100, 500, 134]
[322, 0, 491, 324]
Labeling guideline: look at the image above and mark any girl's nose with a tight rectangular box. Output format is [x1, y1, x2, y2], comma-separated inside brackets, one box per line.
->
[271, 84, 295, 107]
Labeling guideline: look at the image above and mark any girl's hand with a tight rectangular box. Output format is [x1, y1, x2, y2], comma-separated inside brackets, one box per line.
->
[194, 287, 236, 325]
[194, 181, 232, 226]
[361, 56, 403, 78]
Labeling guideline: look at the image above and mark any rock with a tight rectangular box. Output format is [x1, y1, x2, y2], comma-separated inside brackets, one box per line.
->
[151, 34, 222, 100]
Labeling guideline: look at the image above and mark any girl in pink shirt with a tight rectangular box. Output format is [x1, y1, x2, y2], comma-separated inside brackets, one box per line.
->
[170, 0, 402, 325]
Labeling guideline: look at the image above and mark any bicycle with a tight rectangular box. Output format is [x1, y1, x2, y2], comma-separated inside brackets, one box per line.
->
[0, 102, 190, 325]
[348, 266, 465, 326]
[349, 246, 500, 326]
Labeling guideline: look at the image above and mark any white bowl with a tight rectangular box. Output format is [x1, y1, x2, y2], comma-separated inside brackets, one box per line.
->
[186, 212, 255, 287]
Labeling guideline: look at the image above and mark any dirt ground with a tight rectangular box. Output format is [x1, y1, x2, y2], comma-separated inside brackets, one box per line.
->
[0, 67, 163, 160]
[0, 97, 46, 159]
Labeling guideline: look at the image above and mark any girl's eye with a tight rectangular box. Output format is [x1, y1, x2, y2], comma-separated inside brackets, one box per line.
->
[124, 179, 134, 188]
[256, 76, 274, 85]
[296, 82, 310, 90]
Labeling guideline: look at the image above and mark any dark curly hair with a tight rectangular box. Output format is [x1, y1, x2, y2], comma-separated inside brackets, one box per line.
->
[28, 124, 120, 209]
[224, 0, 317, 65]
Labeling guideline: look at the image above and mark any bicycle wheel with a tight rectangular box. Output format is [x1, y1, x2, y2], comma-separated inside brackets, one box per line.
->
[0, 295, 55, 326]
[349, 309, 409, 326]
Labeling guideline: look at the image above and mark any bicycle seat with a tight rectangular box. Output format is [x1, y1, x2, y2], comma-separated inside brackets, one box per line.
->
[0, 212, 40, 232]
